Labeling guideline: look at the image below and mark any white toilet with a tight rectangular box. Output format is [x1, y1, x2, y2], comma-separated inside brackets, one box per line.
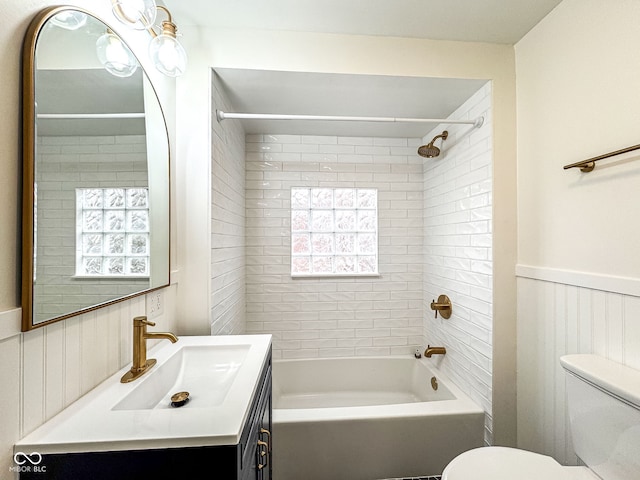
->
[442, 354, 640, 480]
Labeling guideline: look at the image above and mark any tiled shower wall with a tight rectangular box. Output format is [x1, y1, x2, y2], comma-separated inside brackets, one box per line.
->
[422, 83, 493, 443]
[244, 134, 425, 359]
[210, 76, 246, 335]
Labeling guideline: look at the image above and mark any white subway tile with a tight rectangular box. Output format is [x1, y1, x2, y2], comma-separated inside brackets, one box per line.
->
[264, 134, 301, 144]
[337, 153, 374, 164]
[337, 136, 374, 146]
[283, 143, 320, 154]
[337, 338, 372, 348]
[300, 339, 337, 349]
[302, 135, 338, 145]
[301, 153, 339, 163]
[355, 328, 391, 338]
[319, 329, 356, 339]
[373, 137, 408, 147]
[318, 144, 355, 154]
[373, 337, 408, 346]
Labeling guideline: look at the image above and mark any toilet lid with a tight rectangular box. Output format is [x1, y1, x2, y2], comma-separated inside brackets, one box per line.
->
[442, 446, 571, 480]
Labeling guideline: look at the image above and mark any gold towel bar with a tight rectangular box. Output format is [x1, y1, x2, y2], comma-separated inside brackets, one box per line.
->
[564, 143, 640, 173]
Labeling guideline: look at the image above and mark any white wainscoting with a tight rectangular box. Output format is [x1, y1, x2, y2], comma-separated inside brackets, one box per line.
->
[0, 285, 177, 475]
[516, 266, 640, 465]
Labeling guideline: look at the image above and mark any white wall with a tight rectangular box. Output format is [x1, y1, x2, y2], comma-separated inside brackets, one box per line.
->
[423, 83, 494, 444]
[0, 1, 177, 475]
[517, 0, 640, 276]
[515, 0, 640, 464]
[244, 134, 424, 358]
[177, 25, 517, 445]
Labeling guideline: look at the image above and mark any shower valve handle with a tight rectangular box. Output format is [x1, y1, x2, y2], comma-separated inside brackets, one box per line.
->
[430, 295, 452, 319]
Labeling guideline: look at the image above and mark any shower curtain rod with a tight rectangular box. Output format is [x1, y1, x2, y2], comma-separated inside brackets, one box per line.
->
[216, 110, 484, 128]
[37, 113, 145, 119]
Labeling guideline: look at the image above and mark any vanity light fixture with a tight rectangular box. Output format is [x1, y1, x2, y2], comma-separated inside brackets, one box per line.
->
[110, 0, 187, 77]
[147, 7, 187, 77]
[111, 0, 157, 30]
[95, 29, 139, 78]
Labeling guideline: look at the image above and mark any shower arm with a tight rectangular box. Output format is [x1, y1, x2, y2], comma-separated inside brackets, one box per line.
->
[216, 110, 484, 128]
[429, 132, 447, 145]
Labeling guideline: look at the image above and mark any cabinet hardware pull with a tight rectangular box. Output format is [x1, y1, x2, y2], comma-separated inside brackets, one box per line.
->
[260, 428, 271, 451]
[257, 439, 269, 470]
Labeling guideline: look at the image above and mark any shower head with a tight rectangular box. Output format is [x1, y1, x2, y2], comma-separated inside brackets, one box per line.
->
[418, 130, 449, 158]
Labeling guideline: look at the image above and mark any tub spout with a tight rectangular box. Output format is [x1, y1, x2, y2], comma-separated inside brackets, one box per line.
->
[424, 345, 446, 357]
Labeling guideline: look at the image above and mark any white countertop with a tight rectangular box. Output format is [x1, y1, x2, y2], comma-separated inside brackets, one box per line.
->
[15, 334, 272, 454]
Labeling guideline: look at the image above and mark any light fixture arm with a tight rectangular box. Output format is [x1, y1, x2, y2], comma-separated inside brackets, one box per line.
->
[147, 5, 177, 39]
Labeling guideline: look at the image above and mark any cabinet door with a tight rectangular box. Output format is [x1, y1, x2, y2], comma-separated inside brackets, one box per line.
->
[257, 375, 272, 480]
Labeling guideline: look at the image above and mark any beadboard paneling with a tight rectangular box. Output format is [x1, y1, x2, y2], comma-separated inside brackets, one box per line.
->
[0, 286, 177, 475]
[517, 275, 640, 465]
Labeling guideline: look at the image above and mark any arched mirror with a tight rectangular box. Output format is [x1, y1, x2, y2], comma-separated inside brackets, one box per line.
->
[21, 6, 170, 331]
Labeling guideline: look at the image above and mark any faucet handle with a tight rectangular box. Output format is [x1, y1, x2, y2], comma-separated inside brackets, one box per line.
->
[133, 316, 155, 327]
[430, 295, 452, 319]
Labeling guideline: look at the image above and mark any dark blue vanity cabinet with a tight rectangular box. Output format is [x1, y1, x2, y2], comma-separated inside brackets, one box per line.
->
[243, 362, 272, 480]
[19, 354, 272, 480]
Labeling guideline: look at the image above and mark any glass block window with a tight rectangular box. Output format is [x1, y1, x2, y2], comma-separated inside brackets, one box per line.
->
[76, 188, 150, 277]
[291, 187, 378, 276]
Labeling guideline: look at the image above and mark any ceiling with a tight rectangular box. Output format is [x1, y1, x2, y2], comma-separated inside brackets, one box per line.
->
[214, 69, 487, 138]
[166, 0, 563, 138]
[164, 0, 563, 45]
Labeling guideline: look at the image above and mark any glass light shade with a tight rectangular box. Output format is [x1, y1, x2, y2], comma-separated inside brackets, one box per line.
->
[111, 0, 157, 30]
[96, 32, 138, 78]
[50, 11, 88, 30]
[148, 34, 187, 77]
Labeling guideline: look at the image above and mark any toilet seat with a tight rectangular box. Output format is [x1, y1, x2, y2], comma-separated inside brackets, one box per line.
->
[442, 446, 573, 480]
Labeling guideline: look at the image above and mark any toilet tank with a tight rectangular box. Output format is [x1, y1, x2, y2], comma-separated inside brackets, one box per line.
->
[560, 354, 640, 480]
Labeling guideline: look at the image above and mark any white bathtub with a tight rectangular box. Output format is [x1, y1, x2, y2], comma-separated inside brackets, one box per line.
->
[272, 356, 484, 480]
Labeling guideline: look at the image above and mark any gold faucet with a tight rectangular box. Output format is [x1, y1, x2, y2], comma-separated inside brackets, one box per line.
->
[424, 345, 447, 357]
[120, 316, 178, 383]
[430, 294, 452, 319]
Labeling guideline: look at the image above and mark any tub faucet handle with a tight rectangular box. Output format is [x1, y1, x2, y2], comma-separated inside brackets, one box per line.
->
[430, 294, 452, 319]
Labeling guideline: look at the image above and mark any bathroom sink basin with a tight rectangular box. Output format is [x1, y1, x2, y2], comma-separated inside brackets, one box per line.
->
[15, 334, 272, 454]
[112, 344, 251, 410]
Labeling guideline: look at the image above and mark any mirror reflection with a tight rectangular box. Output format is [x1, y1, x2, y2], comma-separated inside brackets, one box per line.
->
[23, 8, 170, 329]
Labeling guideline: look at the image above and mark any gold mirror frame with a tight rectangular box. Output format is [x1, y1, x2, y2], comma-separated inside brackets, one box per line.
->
[21, 6, 170, 331]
